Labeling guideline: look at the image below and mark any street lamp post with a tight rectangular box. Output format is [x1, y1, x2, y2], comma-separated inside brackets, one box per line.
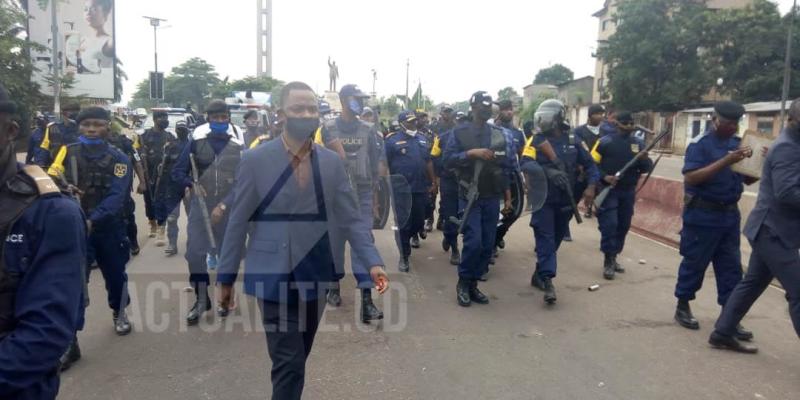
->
[50, 0, 60, 117]
[143, 16, 167, 76]
[780, 0, 797, 131]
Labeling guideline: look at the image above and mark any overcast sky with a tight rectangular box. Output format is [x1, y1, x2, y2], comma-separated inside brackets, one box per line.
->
[116, 0, 798, 105]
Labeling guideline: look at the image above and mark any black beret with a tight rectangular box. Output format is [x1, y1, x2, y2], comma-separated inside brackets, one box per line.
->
[495, 99, 513, 111]
[205, 100, 228, 115]
[616, 111, 634, 124]
[0, 83, 16, 114]
[152, 110, 168, 119]
[62, 102, 82, 112]
[588, 104, 605, 116]
[714, 101, 745, 121]
[75, 107, 110, 124]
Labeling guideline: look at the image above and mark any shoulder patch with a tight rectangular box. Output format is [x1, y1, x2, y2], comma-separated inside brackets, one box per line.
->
[21, 165, 60, 194]
[114, 163, 129, 178]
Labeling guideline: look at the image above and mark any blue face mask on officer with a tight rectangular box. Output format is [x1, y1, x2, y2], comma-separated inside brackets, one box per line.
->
[348, 98, 364, 115]
[157, 120, 169, 130]
[209, 121, 228, 134]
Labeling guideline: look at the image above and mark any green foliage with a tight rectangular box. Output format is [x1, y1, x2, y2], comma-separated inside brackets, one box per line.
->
[163, 58, 221, 111]
[380, 95, 402, 118]
[497, 87, 519, 101]
[533, 64, 574, 85]
[599, 0, 711, 111]
[518, 93, 551, 125]
[227, 75, 283, 93]
[705, 0, 800, 102]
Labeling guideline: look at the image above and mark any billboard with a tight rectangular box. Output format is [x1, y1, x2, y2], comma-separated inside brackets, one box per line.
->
[27, 0, 116, 99]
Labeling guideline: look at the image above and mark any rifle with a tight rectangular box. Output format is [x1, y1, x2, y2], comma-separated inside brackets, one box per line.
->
[594, 127, 671, 209]
[68, 154, 81, 204]
[153, 143, 169, 200]
[189, 153, 219, 268]
[539, 140, 582, 224]
[449, 160, 484, 234]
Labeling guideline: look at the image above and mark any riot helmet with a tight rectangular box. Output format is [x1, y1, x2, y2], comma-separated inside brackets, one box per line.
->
[534, 99, 567, 134]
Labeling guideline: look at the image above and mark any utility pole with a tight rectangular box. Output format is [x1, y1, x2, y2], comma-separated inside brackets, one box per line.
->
[50, 0, 60, 117]
[405, 59, 410, 108]
[780, 0, 797, 131]
[371, 69, 377, 97]
[143, 16, 167, 100]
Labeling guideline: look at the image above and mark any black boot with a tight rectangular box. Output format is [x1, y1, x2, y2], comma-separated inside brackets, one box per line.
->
[469, 280, 490, 304]
[113, 309, 132, 336]
[326, 282, 342, 307]
[456, 278, 471, 307]
[531, 268, 544, 290]
[398, 256, 410, 273]
[449, 246, 461, 266]
[496, 238, 506, 249]
[59, 337, 81, 372]
[424, 219, 433, 233]
[187, 288, 211, 326]
[165, 242, 178, 256]
[735, 324, 754, 341]
[542, 277, 557, 304]
[603, 254, 616, 280]
[674, 299, 700, 330]
[411, 235, 421, 248]
[442, 237, 451, 252]
[436, 216, 444, 231]
[709, 331, 758, 354]
[360, 289, 384, 323]
[612, 254, 625, 273]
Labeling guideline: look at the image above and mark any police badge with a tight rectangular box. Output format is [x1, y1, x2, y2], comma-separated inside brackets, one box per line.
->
[114, 163, 128, 177]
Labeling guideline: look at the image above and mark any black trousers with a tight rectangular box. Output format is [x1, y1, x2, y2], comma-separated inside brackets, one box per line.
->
[715, 226, 800, 338]
[260, 296, 326, 400]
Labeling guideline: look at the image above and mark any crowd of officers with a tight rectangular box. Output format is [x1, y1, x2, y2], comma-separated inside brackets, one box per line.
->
[1, 78, 799, 399]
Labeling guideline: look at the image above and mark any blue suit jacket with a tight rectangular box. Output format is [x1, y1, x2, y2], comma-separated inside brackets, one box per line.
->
[217, 137, 383, 303]
[744, 129, 800, 249]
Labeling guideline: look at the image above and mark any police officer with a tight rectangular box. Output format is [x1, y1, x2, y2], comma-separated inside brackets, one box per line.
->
[319, 84, 385, 323]
[34, 102, 81, 168]
[25, 113, 47, 165]
[525, 100, 599, 305]
[386, 110, 436, 272]
[0, 83, 86, 400]
[157, 121, 191, 256]
[416, 110, 437, 235]
[591, 111, 653, 280]
[431, 117, 461, 266]
[673, 101, 756, 339]
[443, 91, 514, 307]
[709, 98, 800, 353]
[573, 104, 606, 218]
[106, 125, 147, 256]
[140, 111, 176, 242]
[493, 100, 526, 254]
[47, 106, 134, 343]
[243, 109, 263, 149]
[171, 100, 242, 325]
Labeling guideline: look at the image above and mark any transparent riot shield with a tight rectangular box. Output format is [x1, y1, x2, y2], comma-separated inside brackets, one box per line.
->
[521, 159, 548, 214]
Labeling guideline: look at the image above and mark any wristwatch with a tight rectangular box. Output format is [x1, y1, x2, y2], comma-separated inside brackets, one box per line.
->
[219, 203, 227, 211]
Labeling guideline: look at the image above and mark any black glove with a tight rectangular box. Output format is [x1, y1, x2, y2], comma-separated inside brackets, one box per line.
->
[544, 167, 570, 192]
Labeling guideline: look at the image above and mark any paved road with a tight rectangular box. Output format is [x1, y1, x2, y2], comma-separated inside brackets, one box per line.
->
[57, 194, 798, 400]
[652, 154, 760, 194]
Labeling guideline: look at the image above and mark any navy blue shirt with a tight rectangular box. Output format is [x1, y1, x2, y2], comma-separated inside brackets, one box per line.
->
[73, 142, 133, 224]
[385, 129, 431, 193]
[682, 127, 744, 227]
[25, 127, 45, 165]
[534, 132, 600, 205]
[0, 168, 86, 399]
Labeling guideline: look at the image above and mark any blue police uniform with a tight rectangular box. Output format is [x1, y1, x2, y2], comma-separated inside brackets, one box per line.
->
[714, 128, 800, 338]
[431, 129, 459, 251]
[34, 121, 79, 168]
[420, 127, 437, 230]
[61, 140, 133, 315]
[385, 128, 431, 260]
[675, 127, 745, 306]
[107, 132, 142, 254]
[495, 122, 526, 247]
[443, 123, 515, 281]
[529, 132, 599, 281]
[156, 136, 190, 250]
[25, 126, 45, 165]
[592, 130, 653, 258]
[171, 132, 241, 313]
[140, 128, 175, 223]
[0, 164, 86, 400]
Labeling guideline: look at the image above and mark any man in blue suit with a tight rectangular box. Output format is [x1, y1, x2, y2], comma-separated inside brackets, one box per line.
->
[709, 99, 800, 353]
[217, 82, 389, 400]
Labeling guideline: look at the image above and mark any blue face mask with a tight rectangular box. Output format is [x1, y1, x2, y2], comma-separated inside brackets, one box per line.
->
[348, 98, 363, 115]
[209, 121, 228, 134]
[79, 135, 104, 146]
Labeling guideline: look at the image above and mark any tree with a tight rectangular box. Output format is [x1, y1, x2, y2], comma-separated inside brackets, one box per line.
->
[599, 0, 711, 111]
[705, 0, 800, 102]
[228, 75, 284, 93]
[163, 57, 221, 111]
[497, 87, 519, 101]
[533, 64, 574, 86]
[128, 78, 159, 110]
[1, 0, 46, 140]
[380, 95, 402, 118]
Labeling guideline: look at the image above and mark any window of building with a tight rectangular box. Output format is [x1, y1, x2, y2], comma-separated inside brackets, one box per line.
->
[757, 117, 774, 135]
[691, 120, 702, 138]
[602, 20, 610, 31]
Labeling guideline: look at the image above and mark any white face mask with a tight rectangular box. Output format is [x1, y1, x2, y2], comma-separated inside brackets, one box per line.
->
[587, 125, 600, 136]
[405, 129, 417, 137]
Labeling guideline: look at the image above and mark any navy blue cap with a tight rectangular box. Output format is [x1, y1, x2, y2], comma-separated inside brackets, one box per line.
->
[319, 100, 331, 114]
[616, 111, 634, 124]
[588, 104, 605, 116]
[398, 110, 417, 123]
[470, 91, 493, 107]
[339, 84, 370, 99]
[153, 110, 168, 119]
[75, 107, 110, 124]
[714, 101, 745, 121]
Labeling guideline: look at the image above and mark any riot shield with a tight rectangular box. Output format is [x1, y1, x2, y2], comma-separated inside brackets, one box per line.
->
[499, 171, 525, 224]
[521, 159, 548, 213]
